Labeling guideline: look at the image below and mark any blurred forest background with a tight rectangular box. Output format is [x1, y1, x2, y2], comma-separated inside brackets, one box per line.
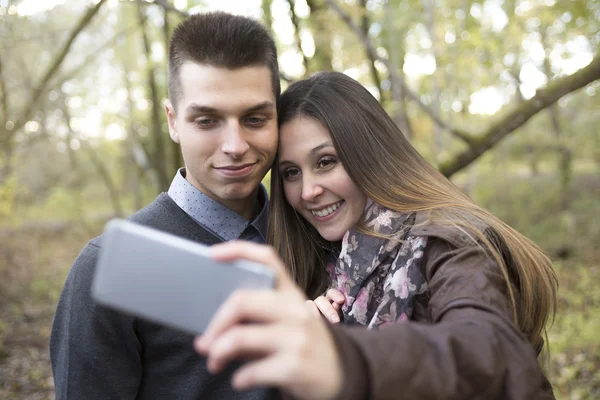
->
[0, 0, 598, 398]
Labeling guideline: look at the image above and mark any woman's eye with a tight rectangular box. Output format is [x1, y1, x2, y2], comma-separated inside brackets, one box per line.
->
[282, 167, 301, 180]
[317, 156, 337, 169]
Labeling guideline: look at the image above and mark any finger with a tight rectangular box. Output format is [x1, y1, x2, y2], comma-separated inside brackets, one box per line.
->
[305, 300, 322, 318]
[202, 324, 282, 374]
[198, 290, 304, 351]
[313, 296, 340, 323]
[231, 353, 295, 391]
[325, 289, 346, 304]
[209, 241, 296, 291]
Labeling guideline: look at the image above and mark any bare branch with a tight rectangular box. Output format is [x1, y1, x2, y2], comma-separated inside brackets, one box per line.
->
[0, 56, 8, 123]
[52, 23, 140, 89]
[325, 0, 474, 144]
[7, 0, 107, 139]
[439, 55, 600, 177]
[151, 0, 189, 18]
[359, 0, 383, 96]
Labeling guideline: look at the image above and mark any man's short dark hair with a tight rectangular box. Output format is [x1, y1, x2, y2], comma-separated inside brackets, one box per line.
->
[168, 12, 280, 111]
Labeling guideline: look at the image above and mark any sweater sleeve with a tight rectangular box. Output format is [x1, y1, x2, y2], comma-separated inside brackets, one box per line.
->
[328, 238, 555, 400]
[50, 240, 143, 400]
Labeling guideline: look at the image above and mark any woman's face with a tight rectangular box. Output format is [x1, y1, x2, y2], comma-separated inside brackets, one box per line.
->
[278, 116, 367, 241]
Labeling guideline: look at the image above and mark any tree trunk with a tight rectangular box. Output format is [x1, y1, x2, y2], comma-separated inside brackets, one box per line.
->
[359, 0, 383, 99]
[384, 0, 412, 138]
[422, 0, 442, 154]
[62, 104, 124, 218]
[305, 0, 333, 72]
[122, 68, 145, 212]
[261, 0, 274, 32]
[541, 29, 572, 211]
[287, 0, 310, 76]
[137, 2, 169, 192]
[162, 5, 183, 175]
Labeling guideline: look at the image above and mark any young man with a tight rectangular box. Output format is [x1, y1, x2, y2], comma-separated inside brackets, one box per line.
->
[50, 12, 280, 399]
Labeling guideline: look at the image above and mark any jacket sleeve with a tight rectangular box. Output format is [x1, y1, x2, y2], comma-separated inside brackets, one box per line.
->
[328, 238, 555, 400]
[49, 241, 143, 400]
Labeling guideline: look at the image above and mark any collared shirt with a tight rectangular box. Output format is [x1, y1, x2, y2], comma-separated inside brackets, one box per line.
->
[167, 168, 268, 243]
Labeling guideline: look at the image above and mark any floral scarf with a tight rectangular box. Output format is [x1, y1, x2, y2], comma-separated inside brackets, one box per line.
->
[327, 202, 428, 329]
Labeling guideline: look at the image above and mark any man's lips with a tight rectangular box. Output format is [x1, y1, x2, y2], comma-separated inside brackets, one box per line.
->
[214, 162, 257, 177]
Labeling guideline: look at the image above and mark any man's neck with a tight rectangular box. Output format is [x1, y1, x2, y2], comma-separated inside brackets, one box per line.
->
[227, 193, 259, 221]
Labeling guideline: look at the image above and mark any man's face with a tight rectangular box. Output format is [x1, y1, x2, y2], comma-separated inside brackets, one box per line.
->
[166, 63, 278, 217]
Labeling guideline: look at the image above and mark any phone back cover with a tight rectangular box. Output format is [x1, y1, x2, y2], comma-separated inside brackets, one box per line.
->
[91, 219, 275, 335]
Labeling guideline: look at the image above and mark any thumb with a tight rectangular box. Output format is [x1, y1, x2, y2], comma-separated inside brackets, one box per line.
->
[210, 241, 298, 292]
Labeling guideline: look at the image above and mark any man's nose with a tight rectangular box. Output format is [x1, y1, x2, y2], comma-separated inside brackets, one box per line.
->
[221, 122, 250, 158]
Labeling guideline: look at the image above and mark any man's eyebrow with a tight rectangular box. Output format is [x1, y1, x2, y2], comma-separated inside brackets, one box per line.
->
[243, 101, 275, 114]
[184, 101, 275, 117]
[278, 141, 334, 167]
[185, 104, 218, 116]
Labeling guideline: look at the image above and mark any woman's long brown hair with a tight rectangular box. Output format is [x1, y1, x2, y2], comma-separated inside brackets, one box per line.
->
[267, 72, 558, 350]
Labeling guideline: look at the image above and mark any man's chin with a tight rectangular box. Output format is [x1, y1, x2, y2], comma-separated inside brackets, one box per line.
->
[218, 182, 260, 200]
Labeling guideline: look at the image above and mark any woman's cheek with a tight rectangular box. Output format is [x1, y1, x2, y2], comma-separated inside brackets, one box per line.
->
[283, 184, 300, 209]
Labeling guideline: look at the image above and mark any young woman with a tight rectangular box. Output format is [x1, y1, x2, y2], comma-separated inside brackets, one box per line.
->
[195, 72, 558, 399]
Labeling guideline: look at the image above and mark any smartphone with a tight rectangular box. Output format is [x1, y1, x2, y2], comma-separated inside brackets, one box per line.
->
[91, 219, 276, 335]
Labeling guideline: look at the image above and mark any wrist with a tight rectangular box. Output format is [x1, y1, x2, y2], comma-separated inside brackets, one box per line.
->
[326, 324, 370, 400]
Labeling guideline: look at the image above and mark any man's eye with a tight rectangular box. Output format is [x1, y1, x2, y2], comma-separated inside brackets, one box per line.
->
[194, 118, 217, 127]
[246, 117, 266, 126]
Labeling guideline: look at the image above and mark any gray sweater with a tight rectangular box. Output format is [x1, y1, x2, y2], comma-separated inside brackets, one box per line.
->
[50, 193, 279, 400]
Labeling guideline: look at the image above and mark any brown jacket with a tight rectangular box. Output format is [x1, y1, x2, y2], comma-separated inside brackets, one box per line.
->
[328, 214, 555, 400]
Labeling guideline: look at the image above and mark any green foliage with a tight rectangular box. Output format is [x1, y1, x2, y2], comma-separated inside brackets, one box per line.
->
[547, 262, 600, 399]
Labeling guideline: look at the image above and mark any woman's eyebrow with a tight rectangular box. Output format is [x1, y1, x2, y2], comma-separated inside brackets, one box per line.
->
[309, 142, 334, 154]
[278, 142, 334, 166]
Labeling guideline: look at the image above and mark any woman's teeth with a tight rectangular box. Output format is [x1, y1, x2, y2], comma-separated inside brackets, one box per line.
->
[311, 201, 343, 217]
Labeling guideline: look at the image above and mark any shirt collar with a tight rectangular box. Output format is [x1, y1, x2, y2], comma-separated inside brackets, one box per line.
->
[167, 168, 269, 242]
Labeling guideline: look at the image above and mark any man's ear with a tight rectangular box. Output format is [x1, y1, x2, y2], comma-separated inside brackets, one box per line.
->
[165, 99, 180, 143]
